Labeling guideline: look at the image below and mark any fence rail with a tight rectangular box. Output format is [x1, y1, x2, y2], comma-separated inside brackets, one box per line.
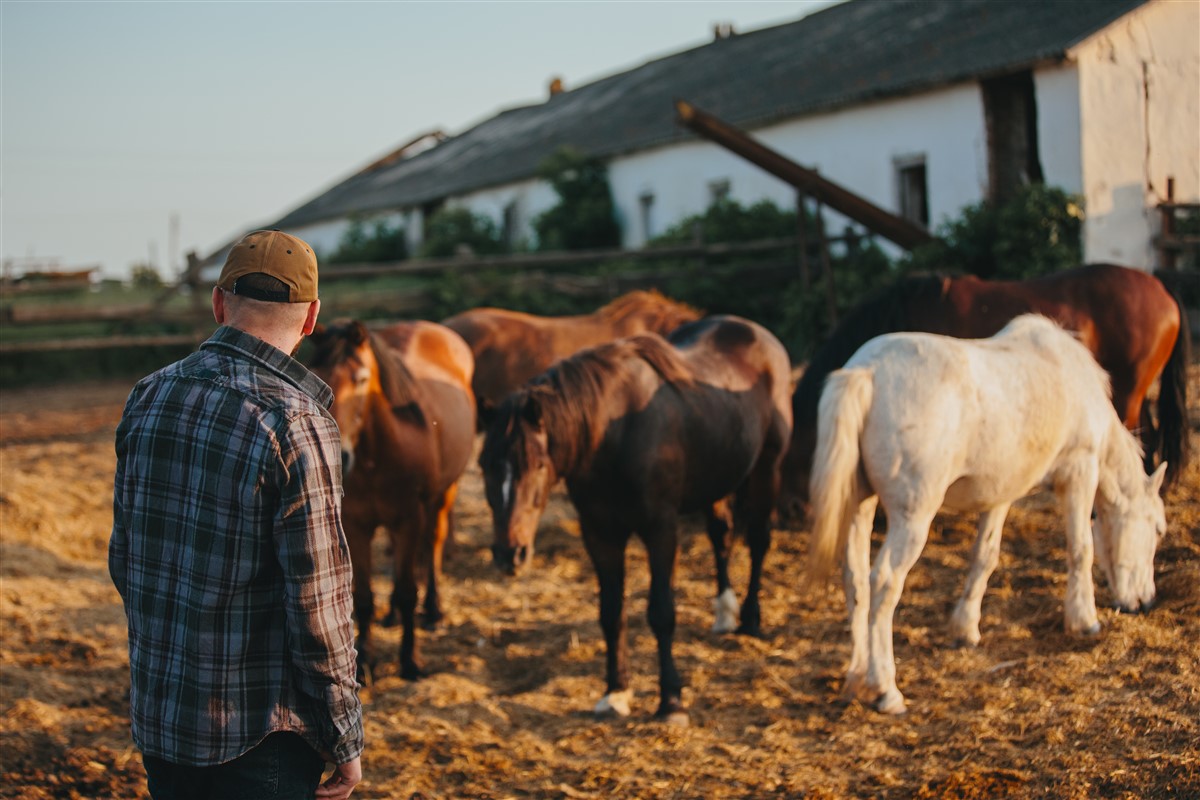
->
[0, 236, 827, 356]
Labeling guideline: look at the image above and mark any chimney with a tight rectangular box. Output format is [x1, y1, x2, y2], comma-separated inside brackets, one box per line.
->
[713, 22, 736, 40]
[548, 76, 564, 97]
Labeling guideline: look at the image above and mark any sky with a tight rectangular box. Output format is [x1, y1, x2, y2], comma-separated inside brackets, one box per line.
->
[2, 0, 838, 282]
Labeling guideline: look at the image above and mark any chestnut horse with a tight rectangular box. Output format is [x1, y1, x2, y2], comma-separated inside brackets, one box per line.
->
[308, 320, 476, 682]
[479, 316, 793, 725]
[442, 289, 701, 407]
[779, 264, 1189, 520]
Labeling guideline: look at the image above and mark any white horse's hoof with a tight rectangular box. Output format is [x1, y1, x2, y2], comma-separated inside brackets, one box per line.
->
[711, 588, 740, 634]
[594, 689, 633, 717]
[874, 688, 907, 715]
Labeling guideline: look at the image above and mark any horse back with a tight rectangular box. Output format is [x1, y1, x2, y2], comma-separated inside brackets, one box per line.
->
[600, 318, 792, 512]
[850, 323, 1111, 512]
[377, 320, 478, 489]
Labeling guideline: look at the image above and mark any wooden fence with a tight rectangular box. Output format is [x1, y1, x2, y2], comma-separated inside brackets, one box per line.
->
[0, 235, 837, 356]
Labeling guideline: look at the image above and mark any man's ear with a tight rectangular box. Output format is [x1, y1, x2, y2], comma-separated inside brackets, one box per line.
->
[302, 299, 321, 336]
[212, 287, 227, 325]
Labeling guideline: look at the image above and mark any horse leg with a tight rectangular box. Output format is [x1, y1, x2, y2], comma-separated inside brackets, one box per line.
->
[1058, 461, 1101, 636]
[421, 483, 458, 631]
[704, 498, 739, 634]
[346, 522, 376, 686]
[732, 450, 787, 638]
[581, 518, 633, 718]
[1139, 400, 1160, 475]
[949, 503, 1012, 647]
[864, 509, 935, 715]
[392, 515, 425, 680]
[842, 495, 878, 701]
[638, 514, 687, 725]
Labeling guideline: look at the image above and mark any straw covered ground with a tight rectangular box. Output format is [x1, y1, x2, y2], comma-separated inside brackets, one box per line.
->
[1, 366, 1198, 799]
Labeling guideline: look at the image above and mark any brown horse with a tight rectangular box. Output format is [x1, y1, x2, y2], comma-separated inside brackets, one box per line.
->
[308, 319, 476, 682]
[479, 316, 793, 725]
[442, 289, 701, 407]
[778, 263, 1189, 520]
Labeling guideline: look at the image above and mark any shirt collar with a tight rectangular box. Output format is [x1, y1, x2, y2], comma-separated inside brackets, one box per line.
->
[201, 325, 334, 409]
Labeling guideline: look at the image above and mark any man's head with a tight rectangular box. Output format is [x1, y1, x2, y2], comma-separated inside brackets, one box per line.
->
[213, 230, 321, 353]
[218, 229, 318, 303]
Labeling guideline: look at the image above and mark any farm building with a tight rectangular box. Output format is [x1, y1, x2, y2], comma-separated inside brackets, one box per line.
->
[199, 0, 1198, 276]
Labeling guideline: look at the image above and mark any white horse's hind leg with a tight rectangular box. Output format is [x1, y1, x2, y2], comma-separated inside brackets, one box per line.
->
[1059, 461, 1102, 636]
[842, 495, 878, 700]
[950, 503, 1012, 647]
[866, 510, 935, 715]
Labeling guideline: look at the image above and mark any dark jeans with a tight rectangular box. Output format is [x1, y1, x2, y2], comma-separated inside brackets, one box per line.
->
[143, 732, 326, 800]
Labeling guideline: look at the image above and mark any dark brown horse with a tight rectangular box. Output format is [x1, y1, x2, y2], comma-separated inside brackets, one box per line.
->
[308, 319, 476, 682]
[442, 289, 701, 407]
[479, 316, 793, 725]
[778, 263, 1190, 520]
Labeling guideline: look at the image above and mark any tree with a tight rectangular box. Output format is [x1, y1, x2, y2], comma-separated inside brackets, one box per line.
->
[532, 147, 621, 251]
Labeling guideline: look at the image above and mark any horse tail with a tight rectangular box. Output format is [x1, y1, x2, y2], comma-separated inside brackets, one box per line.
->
[1154, 271, 1191, 487]
[807, 367, 873, 586]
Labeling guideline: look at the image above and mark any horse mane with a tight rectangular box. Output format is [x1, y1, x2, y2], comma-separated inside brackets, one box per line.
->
[594, 289, 702, 334]
[503, 334, 694, 475]
[309, 320, 424, 421]
[792, 273, 949, 424]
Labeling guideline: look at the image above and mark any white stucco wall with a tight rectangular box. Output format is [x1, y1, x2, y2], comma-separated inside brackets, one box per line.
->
[1071, 0, 1200, 267]
[607, 83, 990, 249]
[1033, 64, 1084, 195]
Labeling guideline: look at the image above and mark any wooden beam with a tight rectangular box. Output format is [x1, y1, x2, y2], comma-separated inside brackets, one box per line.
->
[675, 99, 936, 250]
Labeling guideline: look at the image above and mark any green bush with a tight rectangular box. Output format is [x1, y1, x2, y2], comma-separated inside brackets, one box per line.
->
[417, 208, 506, 258]
[326, 217, 408, 264]
[900, 184, 1083, 279]
[651, 198, 799, 245]
[532, 148, 621, 251]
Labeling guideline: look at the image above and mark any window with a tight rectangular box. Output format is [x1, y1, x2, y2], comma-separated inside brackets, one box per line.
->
[639, 191, 656, 242]
[895, 156, 929, 229]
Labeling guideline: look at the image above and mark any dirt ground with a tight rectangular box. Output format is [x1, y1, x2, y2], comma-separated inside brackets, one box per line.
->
[1, 366, 1198, 800]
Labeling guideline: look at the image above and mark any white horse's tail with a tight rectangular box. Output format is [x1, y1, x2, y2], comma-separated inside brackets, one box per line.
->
[807, 367, 874, 585]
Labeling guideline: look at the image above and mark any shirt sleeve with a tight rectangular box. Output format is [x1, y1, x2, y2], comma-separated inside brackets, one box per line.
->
[273, 412, 364, 764]
[108, 413, 131, 603]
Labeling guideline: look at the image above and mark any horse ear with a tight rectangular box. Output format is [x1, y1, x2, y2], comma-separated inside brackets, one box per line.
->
[1148, 462, 1167, 495]
[349, 321, 369, 345]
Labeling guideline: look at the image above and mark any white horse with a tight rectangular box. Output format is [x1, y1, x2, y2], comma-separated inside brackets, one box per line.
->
[807, 314, 1167, 715]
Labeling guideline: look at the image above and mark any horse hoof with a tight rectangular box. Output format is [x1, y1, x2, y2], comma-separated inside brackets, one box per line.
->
[661, 709, 690, 728]
[401, 664, 426, 682]
[594, 689, 633, 718]
[381, 611, 401, 628]
[711, 589, 740, 634]
[874, 689, 907, 715]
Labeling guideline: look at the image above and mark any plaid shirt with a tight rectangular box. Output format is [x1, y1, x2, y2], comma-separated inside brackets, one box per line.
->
[109, 325, 363, 767]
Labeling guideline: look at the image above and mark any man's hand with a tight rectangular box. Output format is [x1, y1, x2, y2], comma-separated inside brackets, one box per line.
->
[315, 756, 361, 800]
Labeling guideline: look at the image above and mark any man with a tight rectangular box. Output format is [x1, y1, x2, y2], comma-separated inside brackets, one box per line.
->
[110, 230, 363, 799]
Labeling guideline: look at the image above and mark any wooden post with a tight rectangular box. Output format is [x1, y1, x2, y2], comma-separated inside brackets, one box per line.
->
[815, 200, 838, 328]
[796, 192, 811, 290]
[1161, 177, 1177, 271]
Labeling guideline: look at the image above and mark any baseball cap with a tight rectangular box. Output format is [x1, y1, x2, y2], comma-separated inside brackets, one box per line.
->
[217, 229, 318, 303]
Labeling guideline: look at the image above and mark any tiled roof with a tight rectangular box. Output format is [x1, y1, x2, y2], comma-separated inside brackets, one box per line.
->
[270, 0, 1147, 230]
